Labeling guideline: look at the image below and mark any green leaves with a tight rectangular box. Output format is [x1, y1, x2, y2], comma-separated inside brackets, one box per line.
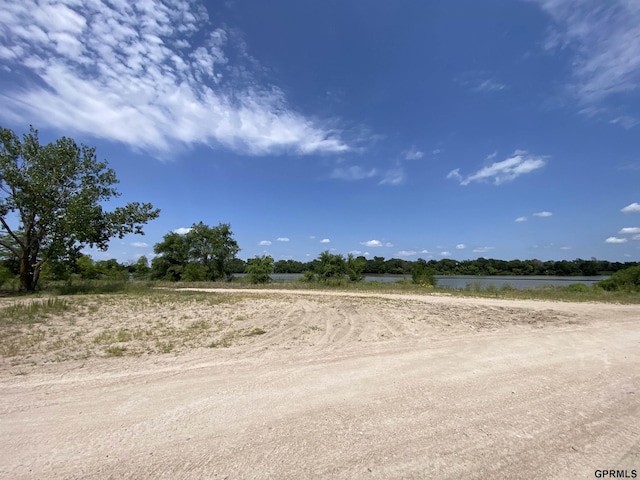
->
[247, 255, 274, 284]
[0, 125, 160, 291]
[151, 222, 240, 282]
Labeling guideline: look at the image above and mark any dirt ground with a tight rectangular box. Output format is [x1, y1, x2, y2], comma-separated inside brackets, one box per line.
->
[1, 288, 639, 479]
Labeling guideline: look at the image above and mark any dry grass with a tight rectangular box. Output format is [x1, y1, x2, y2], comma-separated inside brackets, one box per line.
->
[0, 290, 271, 366]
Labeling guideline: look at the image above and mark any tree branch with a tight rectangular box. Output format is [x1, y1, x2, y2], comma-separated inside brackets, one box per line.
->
[0, 238, 20, 256]
[0, 216, 25, 250]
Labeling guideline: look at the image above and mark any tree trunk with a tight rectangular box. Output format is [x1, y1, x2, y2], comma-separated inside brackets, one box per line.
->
[19, 255, 34, 292]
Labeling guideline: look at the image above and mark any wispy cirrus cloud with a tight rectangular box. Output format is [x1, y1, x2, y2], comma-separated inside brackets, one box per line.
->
[535, 0, 640, 127]
[447, 150, 547, 186]
[378, 168, 405, 186]
[331, 166, 377, 181]
[0, 0, 350, 156]
[276, 237, 290, 242]
[472, 246, 495, 253]
[403, 147, 424, 160]
[456, 72, 507, 93]
[258, 240, 272, 246]
[533, 211, 553, 217]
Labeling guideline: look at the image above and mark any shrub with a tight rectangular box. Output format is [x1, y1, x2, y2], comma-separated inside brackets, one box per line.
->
[597, 266, 640, 292]
[564, 283, 590, 293]
[411, 263, 437, 287]
[246, 255, 274, 284]
[300, 270, 316, 283]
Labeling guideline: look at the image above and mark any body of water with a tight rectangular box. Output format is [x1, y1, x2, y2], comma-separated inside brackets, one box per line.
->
[238, 273, 609, 290]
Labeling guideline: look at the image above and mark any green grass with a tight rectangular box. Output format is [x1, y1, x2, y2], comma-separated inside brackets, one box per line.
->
[0, 298, 73, 326]
[451, 282, 640, 303]
[163, 278, 640, 303]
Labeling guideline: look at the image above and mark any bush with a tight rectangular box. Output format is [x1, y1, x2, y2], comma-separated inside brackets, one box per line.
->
[246, 255, 274, 284]
[411, 263, 437, 287]
[300, 270, 316, 283]
[597, 266, 640, 292]
[564, 283, 590, 293]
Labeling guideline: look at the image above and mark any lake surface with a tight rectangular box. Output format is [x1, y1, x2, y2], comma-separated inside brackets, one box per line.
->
[240, 274, 609, 290]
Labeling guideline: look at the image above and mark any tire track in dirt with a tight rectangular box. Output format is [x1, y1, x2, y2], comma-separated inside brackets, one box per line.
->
[1, 291, 638, 479]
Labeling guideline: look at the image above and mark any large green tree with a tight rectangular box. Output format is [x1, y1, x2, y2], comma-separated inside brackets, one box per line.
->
[0, 126, 160, 291]
[151, 222, 240, 281]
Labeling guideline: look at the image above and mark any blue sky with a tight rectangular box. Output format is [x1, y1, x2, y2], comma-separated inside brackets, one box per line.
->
[1, 0, 639, 264]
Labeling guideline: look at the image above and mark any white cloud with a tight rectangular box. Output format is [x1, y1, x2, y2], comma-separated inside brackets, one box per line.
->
[173, 227, 192, 235]
[259, 240, 272, 246]
[0, 0, 350, 156]
[276, 237, 290, 242]
[385, 242, 394, 248]
[622, 202, 640, 213]
[457, 73, 507, 93]
[609, 116, 640, 129]
[361, 240, 383, 247]
[536, 0, 640, 124]
[440, 251, 451, 256]
[349, 250, 362, 255]
[131, 242, 148, 248]
[515, 216, 528, 222]
[331, 166, 377, 181]
[455, 244, 466, 250]
[633, 234, 640, 241]
[420, 249, 431, 254]
[403, 147, 424, 160]
[533, 211, 553, 217]
[447, 150, 547, 186]
[605, 237, 628, 244]
[397, 250, 417, 257]
[619, 227, 640, 234]
[320, 238, 331, 244]
[472, 246, 495, 253]
[379, 168, 405, 186]
[470, 78, 506, 93]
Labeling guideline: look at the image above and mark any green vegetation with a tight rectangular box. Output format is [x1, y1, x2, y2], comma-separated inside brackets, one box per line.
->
[411, 260, 437, 287]
[0, 298, 72, 326]
[0, 125, 159, 292]
[265, 256, 638, 277]
[246, 255, 274, 284]
[151, 222, 240, 282]
[597, 265, 640, 292]
[300, 251, 365, 285]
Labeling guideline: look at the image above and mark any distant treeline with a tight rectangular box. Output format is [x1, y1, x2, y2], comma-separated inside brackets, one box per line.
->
[258, 257, 638, 277]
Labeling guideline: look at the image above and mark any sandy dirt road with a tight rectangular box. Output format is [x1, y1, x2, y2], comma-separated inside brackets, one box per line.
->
[1, 289, 639, 479]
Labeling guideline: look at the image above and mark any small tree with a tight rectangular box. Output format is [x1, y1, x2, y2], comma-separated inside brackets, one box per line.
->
[246, 255, 274, 284]
[346, 253, 365, 282]
[411, 261, 437, 287]
[132, 255, 150, 280]
[316, 251, 346, 283]
[0, 126, 159, 291]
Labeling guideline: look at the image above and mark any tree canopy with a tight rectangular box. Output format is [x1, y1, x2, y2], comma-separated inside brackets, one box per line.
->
[151, 222, 240, 281]
[0, 126, 159, 291]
